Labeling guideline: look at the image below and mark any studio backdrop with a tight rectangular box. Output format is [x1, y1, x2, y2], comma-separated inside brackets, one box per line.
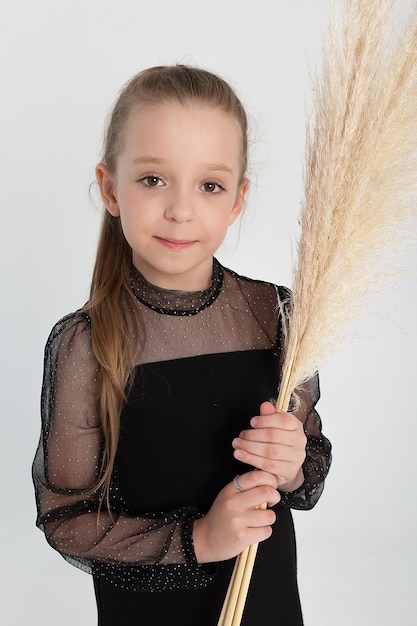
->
[1, 1, 416, 624]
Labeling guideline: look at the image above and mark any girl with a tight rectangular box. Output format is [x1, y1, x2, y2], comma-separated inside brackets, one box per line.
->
[33, 65, 331, 626]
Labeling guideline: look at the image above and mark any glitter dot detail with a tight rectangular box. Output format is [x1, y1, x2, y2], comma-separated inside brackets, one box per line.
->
[32, 258, 332, 594]
[129, 257, 224, 316]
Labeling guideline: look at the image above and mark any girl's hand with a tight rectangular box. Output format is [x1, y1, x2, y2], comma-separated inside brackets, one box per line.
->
[193, 470, 280, 564]
[232, 401, 307, 492]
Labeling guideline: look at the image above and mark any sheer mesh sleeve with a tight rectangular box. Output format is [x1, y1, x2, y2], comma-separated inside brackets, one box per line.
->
[275, 287, 332, 510]
[279, 374, 332, 510]
[32, 313, 214, 592]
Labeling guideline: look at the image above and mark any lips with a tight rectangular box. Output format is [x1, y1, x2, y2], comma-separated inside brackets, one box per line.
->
[155, 237, 196, 251]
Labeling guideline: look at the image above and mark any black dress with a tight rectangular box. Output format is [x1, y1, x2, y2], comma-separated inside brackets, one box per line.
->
[33, 259, 331, 626]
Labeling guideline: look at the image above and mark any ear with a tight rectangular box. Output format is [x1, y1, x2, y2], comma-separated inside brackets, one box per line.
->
[96, 163, 120, 216]
[229, 177, 249, 225]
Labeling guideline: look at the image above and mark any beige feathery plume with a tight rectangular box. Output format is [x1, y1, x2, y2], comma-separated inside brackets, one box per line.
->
[283, 0, 417, 408]
[219, 1, 417, 624]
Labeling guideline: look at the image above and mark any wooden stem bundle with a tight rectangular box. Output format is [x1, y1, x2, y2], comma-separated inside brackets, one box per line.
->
[218, 1, 417, 624]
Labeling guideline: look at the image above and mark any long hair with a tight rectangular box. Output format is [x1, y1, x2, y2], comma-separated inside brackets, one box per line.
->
[84, 65, 249, 504]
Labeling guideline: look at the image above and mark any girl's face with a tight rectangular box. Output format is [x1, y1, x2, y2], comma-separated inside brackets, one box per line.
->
[97, 101, 248, 291]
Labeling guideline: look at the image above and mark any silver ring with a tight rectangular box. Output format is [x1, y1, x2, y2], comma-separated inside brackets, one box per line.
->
[233, 475, 245, 493]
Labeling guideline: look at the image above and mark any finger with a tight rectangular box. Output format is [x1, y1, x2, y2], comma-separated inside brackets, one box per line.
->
[250, 411, 301, 431]
[238, 524, 275, 547]
[233, 449, 301, 478]
[233, 439, 299, 463]
[229, 473, 280, 507]
[235, 426, 301, 447]
[240, 454, 298, 483]
[236, 485, 281, 509]
[245, 507, 277, 528]
[234, 469, 279, 491]
[259, 401, 276, 415]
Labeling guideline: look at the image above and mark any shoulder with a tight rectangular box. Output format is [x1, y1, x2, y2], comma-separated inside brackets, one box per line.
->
[221, 263, 292, 304]
[44, 310, 92, 357]
[219, 263, 293, 344]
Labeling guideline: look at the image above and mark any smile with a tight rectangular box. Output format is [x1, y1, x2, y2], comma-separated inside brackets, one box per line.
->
[155, 237, 197, 251]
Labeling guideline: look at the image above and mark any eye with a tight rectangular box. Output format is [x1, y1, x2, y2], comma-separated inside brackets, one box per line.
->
[140, 175, 165, 187]
[200, 181, 226, 194]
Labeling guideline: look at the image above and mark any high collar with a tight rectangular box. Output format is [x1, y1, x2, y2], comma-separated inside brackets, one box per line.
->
[129, 258, 224, 316]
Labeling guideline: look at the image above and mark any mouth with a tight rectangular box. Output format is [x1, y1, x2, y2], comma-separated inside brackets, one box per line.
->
[155, 237, 197, 251]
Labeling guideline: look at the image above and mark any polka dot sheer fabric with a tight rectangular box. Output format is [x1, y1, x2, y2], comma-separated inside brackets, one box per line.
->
[32, 259, 331, 592]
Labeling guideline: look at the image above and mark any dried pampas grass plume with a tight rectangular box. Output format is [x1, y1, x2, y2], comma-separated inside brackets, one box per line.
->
[219, 1, 417, 624]
[283, 0, 417, 407]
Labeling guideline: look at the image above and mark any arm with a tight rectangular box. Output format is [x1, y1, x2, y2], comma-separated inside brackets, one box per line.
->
[283, 375, 332, 509]
[231, 374, 331, 510]
[32, 313, 210, 591]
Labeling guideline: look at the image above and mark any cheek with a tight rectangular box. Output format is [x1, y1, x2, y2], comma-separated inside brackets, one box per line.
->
[118, 194, 154, 229]
[206, 211, 237, 243]
[117, 207, 146, 244]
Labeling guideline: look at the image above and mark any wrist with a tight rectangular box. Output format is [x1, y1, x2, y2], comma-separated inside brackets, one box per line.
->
[278, 468, 305, 493]
[192, 517, 209, 564]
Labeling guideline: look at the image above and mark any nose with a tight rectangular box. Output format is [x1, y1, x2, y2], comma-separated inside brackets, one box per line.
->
[164, 187, 193, 223]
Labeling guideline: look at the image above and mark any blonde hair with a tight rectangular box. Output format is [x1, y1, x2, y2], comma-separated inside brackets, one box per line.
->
[85, 65, 249, 502]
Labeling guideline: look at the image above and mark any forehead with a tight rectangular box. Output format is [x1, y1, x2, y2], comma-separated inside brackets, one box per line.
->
[119, 100, 243, 163]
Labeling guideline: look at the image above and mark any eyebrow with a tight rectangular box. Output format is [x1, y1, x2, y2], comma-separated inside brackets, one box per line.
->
[204, 163, 234, 175]
[132, 156, 234, 175]
[132, 156, 168, 165]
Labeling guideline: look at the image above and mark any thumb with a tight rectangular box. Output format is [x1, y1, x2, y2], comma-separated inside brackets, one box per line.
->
[259, 401, 277, 416]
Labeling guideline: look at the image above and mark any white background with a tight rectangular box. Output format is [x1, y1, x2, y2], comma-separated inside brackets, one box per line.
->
[1, 1, 416, 624]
